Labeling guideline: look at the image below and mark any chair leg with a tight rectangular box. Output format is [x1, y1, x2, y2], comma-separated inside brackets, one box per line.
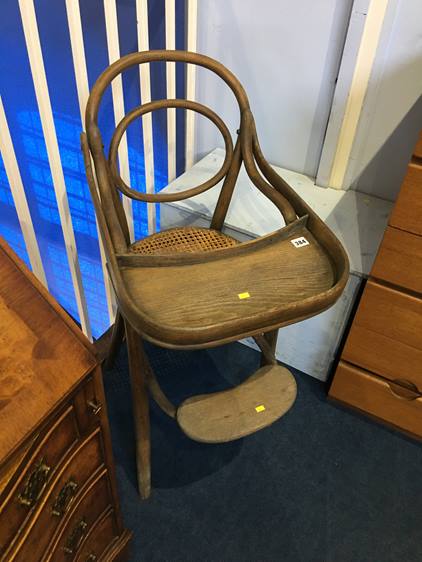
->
[104, 308, 125, 370]
[125, 320, 151, 499]
[260, 329, 279, 366]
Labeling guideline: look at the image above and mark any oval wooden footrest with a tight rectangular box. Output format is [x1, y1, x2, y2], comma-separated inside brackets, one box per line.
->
[176, 364, 297, 443]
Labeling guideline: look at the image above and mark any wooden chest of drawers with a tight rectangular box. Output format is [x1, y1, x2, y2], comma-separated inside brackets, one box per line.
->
[329, 134, 422, 437]
[0, 238, 131, 561]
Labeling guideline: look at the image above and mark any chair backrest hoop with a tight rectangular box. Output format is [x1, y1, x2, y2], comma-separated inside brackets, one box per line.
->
[108, 99, 234, 203]
[85, 50, 250, 146]
[84, 50, 251, 250]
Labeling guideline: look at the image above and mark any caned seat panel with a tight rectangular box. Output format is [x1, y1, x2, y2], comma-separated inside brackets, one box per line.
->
[129, 227, 239, 255]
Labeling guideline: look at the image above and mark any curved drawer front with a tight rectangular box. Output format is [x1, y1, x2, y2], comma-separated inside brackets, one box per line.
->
[390, 162, 422, 236]
[12, 429, 104, 561]
[48, 469, 111, 562]
[330, 361, 422, 437]
[0, 437, 37, 499]
[371, 226, 422, 294]
[0, 406, 79, 556]
[343, 281, 422, 389]
[75, 508, 118, 562]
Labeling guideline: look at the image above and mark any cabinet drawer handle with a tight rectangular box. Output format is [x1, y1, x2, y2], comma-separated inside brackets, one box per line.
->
[52, 479, 78, 517]
[17, 458, 51, 507]
[388, 379, 422, 401]
[87, 400, 102, 415]
[86, 555, 97, 562]
[63, 518, 88, 555]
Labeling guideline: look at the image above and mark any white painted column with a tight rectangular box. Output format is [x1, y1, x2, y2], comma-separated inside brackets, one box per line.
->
[0, 97, 48, 288]
[136, 0, 156, 235]
[103, 0, 135, 241]
[19, 0, 92, 339]
[65, 0, 116, 323]
[185, 0, 197, 171]
[317, 0, 389, 190]
[165, 0, 177, 183]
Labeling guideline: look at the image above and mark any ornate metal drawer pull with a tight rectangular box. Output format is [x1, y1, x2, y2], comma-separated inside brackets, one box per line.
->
[63, 518, 88, 555]
[17, 458, 51, 507]
[87, 399, 102, 415]
[52, 479, 78, 517]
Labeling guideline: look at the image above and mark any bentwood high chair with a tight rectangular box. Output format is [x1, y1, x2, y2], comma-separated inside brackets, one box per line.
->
[81, 50, 349, 499]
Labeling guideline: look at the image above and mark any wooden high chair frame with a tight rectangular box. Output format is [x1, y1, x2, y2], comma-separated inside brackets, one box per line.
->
[82, 50, 349, 499]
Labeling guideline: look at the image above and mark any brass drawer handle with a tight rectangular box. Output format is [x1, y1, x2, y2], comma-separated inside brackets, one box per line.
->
[388, 379, 422, 401]
[87, 400, 102, 415]
[63, 518, 88, 555]
[86, 555, 97, 562]
[17, 458, 51, 507]
[52, 479, 78, 517]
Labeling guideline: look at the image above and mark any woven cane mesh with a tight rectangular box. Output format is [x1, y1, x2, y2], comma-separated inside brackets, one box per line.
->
[129, 227, 239, 255]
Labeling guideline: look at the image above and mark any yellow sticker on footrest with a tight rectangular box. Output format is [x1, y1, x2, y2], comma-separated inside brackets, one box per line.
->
[255, 405, 266, 413]
[238, 292, 250, 299]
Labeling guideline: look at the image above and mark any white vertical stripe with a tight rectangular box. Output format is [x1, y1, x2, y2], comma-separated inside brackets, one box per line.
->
[0, 97, 48, 288]
[136, 0, 156, 234]
[185, 0, 197, 170]
[165, 0, 176, 183]
[328, 0, 389, 189]
[18, 0, 92, 339]
[103, 0, 135, 241]
[65, 0, 116, 323]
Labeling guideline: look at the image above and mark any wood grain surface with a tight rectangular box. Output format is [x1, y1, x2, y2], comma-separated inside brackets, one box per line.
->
[342, 280, 422, 389]
[345, 280, 422, 351]
[389, 162, 422, 236]
[122, 225, 334, 346]
[329, 361, 422, 438]
[371, 226, 422, 294]
[328, 129, 422, 440]
[177, 364, 297, 443]
[0, 238, 96, 463]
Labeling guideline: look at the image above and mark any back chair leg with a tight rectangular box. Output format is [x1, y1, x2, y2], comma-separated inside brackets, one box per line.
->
[104, 308, 125, 370]
[125, 320, 151, 499]
[260, 329, 279, 366]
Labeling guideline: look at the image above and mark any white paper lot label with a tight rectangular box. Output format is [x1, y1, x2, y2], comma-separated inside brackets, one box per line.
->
[291, 237, 309, 248]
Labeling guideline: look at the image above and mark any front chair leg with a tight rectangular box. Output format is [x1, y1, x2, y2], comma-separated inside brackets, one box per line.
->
[125, 320, 151, 499]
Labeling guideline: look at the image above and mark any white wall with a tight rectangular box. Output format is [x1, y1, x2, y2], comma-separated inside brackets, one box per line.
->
[194, 0, 353, 177]
[346, 0, 422, 201]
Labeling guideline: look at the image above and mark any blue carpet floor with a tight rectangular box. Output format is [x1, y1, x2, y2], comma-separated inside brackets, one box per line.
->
[103, 341, 422, 562]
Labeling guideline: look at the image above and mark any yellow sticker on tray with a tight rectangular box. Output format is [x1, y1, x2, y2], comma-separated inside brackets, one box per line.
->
[255, 405, 266, 413]
[238, 292, 250, 299]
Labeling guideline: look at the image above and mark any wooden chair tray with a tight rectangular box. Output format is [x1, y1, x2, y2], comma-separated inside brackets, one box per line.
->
[118, 220, 336, 347]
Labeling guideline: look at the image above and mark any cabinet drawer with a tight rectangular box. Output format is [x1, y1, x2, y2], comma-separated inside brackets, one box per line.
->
[75, 508, 119, 562]
[329, 361, 422, 437]
[0, 406, 79, 556]
[389, 162, 422, 236]
[0, 437, 37, 499]
[48, 469, 111, 561]
[343, 281, 422, 388]
[12, 429, 105, 561]
[371, 226, 422, 293]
